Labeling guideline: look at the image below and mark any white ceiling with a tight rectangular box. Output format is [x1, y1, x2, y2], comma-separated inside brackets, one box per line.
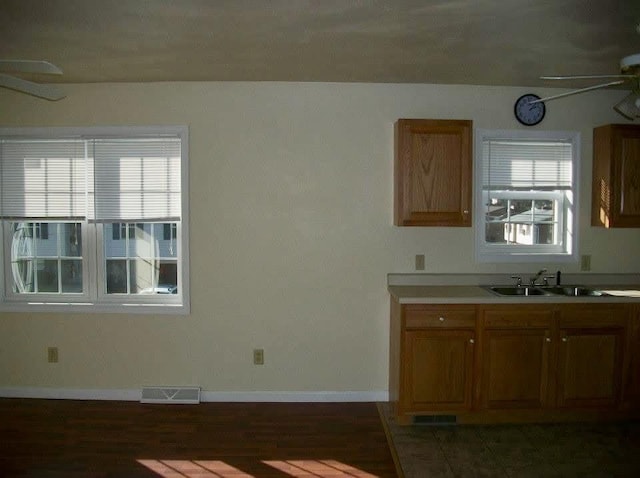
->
[1, 0, 639, 89]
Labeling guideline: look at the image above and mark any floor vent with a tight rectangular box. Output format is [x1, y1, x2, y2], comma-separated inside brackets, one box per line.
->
[413, 415, 457, 426]
[140, 386, 201, 404]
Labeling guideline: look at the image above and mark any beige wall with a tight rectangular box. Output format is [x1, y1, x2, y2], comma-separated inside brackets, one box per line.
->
[0, 81, 638, 395]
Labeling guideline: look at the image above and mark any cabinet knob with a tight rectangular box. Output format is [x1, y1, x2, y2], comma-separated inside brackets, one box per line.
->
[545, 337, 551, 343]
[463, 210, 469, 215]
[562, 337, 568, 342]
[439, 316, 445, 322]
[469, 338, 475, 344]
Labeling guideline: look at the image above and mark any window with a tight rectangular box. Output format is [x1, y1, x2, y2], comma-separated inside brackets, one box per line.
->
[0, 126, 189, 313]
[475, 130, 579, 263]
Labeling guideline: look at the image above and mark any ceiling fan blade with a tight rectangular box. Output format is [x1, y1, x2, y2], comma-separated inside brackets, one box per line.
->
[0, 60, 63, 75]
[0, 74, 66, 101]
[541, 74, 635, 80]
[529, 80, 627, 104]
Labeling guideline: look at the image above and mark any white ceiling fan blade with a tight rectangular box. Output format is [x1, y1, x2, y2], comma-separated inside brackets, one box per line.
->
[541, 74, 635, 80]
[529, 80, 627, 104]
[0, 74, 66, 101]
[0, 60, 63, 75]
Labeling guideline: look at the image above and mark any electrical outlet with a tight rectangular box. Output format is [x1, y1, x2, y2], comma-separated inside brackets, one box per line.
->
[253, 348, 264, 365]
[580, 254, 591, 271]
[47, 347, 58, 363]
[415, 254, 425, 271]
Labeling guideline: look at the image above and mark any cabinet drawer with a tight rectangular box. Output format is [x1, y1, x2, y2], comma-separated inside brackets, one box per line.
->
[405, 306, 476, 329]
[482, 308, 553, 329]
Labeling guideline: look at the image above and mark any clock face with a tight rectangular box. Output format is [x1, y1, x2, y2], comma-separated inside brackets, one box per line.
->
[514, 94, 545, 126]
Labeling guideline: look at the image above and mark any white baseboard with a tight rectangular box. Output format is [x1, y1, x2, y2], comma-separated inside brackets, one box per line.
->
[0, 387, 388, 403]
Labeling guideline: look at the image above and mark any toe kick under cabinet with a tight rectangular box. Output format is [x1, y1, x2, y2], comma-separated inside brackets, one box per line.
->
[389, 299, 639, 425]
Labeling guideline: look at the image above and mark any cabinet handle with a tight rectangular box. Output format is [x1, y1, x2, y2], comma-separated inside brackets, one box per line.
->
[439, 316, 445, 322]
[469, 338, 475, 344]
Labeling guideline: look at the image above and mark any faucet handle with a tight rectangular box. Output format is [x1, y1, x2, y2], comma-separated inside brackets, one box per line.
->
[511, 275, 523, 287]
[542, 275, 555, 287]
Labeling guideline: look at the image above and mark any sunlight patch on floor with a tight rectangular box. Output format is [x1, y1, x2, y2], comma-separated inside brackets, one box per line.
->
[263, 459, 378, 477]
[138, 459, 379, 477]
[138, 459, 254, 477]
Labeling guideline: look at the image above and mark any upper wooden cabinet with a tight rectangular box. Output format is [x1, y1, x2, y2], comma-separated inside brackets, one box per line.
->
[592, 124, 640, 227]
[394, 119, 472, 226]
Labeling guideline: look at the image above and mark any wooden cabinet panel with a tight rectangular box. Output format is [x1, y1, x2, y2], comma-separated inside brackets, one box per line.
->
[556, 329, 623, 408]
[480, 307, 553, 410]
[391, 299, 636, 424]
[403, 329, 475, 411]
[626, 305, 640, 408]
[592, 124, 640, 227]
[394, 119, 472, 226]
[405, 304, 476, 329]
[556, 303, 627, 408]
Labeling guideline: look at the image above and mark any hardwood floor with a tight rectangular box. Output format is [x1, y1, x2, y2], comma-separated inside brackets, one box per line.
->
[0, 399, 398, 477]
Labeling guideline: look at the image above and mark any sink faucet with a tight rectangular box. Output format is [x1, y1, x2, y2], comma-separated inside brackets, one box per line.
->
[529, 268, 548, 286]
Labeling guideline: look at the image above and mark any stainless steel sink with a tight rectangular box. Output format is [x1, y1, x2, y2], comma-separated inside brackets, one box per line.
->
[542, 286, 605, 297]
[485, 285, 606, 297]
[487, 286, 549, 296]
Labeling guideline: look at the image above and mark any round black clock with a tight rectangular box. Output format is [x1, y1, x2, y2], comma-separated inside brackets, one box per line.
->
[514, 94, 545, 126]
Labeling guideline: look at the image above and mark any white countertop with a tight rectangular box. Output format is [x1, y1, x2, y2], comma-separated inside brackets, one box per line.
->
[387, 273, 640, 304]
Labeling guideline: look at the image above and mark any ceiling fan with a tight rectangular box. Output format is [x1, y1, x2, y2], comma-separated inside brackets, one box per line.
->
[531, 53, 640, 120]
[0, 60, 66, 101]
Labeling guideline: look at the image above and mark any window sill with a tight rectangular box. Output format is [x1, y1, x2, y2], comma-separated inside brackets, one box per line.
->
[0, 300, 190, 315]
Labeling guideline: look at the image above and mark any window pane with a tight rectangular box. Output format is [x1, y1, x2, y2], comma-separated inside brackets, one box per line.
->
[103, 222, 179, 295]
[485, 197, 560, 246]
[155, 223, 178, 258]
[61, 259, 83, 293]
[61, 223, 82, 257]
[106, 259, 127, 293]
[36, 259, 59, 293]
[128, 223, 152, 257]
[9, 222, 83, 294]
[106, 223, 126, 257]
[12, 259, 35, 293]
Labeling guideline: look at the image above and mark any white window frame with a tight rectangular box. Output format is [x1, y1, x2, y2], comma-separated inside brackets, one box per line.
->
[474, 129, 579, 263]
[0, 126, 190, 315]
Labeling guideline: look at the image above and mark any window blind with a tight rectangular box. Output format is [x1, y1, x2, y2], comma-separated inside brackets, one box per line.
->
[90, 138, 181, 222]
[0, 136, 181, 222]
[482, 139, 573, 190]
[0, 139, 87, 219]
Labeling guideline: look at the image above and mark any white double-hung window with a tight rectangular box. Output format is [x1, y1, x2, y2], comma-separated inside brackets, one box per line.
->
[475, 130, 579, 263]
[0, 126, 189, 313]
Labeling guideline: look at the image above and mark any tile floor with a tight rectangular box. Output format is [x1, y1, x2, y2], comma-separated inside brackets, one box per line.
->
[380, 404, 640, 477]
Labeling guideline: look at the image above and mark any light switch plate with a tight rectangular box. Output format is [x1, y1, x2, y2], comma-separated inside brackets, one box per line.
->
[415, 254, 425, 271]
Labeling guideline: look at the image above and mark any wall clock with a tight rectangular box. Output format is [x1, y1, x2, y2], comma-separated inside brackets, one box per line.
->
[514, 94, 546, 126]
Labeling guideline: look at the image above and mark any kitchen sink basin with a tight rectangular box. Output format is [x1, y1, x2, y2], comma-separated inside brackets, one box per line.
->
[542, 286, 605, 297]
[485, 285, 607, 297]
[487, 286, 548, 296]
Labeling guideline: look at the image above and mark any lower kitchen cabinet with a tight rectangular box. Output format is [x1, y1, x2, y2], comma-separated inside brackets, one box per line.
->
[390, 298, 638, 424]
[626, 305, 640, 408]
[390, 301, 476, 424]
[404, 329, 475, 411]
[479, 307, 553, 410]
[556, 304, 628, 409]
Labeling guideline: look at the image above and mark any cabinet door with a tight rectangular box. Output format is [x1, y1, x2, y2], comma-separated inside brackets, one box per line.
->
[592, 124, 640, 227]
[481, 328, 552, 410]
[557, 304, 628, 409]
[402, 329, 475, 411]
[479, 307, 554, 410]
[626, 306, 640, 409]
[556, 327, 624, 409]
[394, 119, 472, 226]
